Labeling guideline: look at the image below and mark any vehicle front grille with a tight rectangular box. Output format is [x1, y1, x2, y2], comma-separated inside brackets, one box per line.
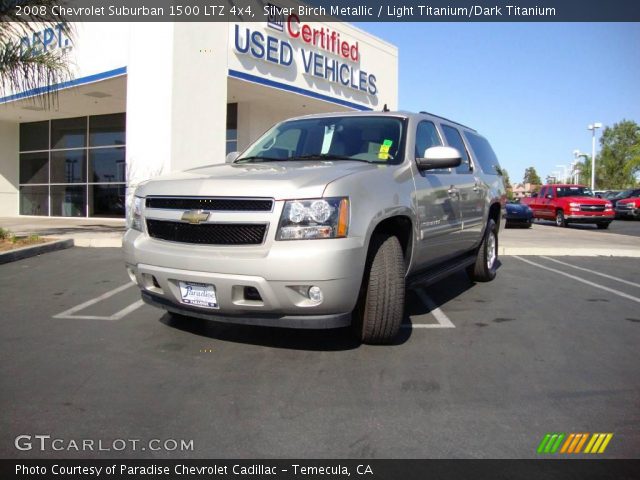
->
[618, 203, 634, 210]
[146, 220, 267, 245]
[579, 204, 605, 212]
[146, 197, 273, 212]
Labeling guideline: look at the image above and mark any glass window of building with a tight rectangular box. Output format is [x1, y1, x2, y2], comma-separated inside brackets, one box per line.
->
[226, 103, 238, 154]
[19, 113, 126, 217]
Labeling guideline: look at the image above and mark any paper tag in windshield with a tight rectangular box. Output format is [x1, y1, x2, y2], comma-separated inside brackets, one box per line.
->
[321, 125, 335, 154]
[378, 139, 393, 160]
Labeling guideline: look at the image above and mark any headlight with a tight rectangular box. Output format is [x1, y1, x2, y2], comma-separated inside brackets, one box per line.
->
[277, 197, 349, 240]
[128, 196, 144, 231]
[569, 202, 580, 207]
[605, 202, 613, 209]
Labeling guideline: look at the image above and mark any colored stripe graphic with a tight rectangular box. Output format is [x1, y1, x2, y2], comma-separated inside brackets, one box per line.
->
[560, 433, 575, 453]
[539, 433, 613, 454]
[575, 433, 589, 453]
[537, 433, 565, 454]
[584, 433, 614, 454]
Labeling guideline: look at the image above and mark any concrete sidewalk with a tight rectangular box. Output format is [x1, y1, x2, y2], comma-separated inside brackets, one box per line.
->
[1, 216, 639, 256]
[0, 216, 124, 248]
[500, 221, 640, 257]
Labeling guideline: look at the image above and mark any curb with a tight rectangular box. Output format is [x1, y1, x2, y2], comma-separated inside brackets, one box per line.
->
[500, 247, 640, 257]
[0, 238, 75, 264]
[73, 237, 122, 248]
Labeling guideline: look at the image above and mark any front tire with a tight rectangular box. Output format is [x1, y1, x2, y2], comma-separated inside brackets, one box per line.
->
[353, 234, 404, 345]
[555, 209, 568, 227]
[467, 219, 498, 282]
[596, 222, 610, 230]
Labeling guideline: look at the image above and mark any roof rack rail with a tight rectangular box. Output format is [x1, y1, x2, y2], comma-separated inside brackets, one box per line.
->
[419, 111, 477, 132]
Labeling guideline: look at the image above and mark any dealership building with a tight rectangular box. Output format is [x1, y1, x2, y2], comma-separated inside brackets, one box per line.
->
[0, 20, 398, 218]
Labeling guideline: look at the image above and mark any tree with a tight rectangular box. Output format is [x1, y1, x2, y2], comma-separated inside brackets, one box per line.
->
[498, 167, 514, 200]
[597, 120, 640, 189]
[500, 167, 512, 189]
[523, 167, 542, 186]
[0, 1, 72, 104]
[575, 155, 595, 187]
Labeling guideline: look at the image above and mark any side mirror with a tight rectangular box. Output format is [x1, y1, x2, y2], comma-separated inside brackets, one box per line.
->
[225, 151, 240, 164]
[416, 146, 461, 171]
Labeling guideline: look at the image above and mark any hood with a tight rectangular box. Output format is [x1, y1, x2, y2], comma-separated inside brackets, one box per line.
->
[506, 203, 530, 211]
[136, 161, 377, 199]
[618, 197, 639, 205]
[562, 196, 609, 204]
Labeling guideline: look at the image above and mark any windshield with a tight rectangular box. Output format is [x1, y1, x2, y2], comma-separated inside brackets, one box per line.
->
[556, 186, 594, 198]
[616, 189, 635, 199]
[237, 116, 405, 164]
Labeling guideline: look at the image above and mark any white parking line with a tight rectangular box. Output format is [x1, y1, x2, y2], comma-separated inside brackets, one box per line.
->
[539, 256, 640, 289]
[402, 287, 455, 329]
[514, 256, 640, 305]
[53, 283, 144, 321]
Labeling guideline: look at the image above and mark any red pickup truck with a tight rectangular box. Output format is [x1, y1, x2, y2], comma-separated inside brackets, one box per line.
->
[521, 184, 614, 229]
[616, 196, 640, 219]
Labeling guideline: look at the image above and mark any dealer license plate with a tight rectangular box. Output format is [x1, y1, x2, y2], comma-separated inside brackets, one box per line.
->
[178, 281, 219, 309]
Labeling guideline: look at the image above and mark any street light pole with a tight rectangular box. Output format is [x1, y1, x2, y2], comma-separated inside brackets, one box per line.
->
[587, 122, 602, 191]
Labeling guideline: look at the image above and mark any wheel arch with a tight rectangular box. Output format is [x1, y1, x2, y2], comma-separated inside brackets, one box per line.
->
[367, 214, 414, 273]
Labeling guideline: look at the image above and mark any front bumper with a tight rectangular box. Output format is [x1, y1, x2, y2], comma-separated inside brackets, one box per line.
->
[124, 229, 366, 329]
[141, 291, 351, 328]
[615, 207, 638, 218]
[565, 213, 614, 223]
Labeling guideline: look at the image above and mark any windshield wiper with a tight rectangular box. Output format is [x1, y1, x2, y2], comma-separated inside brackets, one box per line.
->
[288, 154, 369, 162]
[234, 156, 283, 163]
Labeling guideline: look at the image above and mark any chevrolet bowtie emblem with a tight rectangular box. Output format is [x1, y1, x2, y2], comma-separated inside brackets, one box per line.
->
[181, 210, 210, 224]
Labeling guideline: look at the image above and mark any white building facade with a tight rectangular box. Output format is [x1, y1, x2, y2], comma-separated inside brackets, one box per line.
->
[0, 20, 397, 218]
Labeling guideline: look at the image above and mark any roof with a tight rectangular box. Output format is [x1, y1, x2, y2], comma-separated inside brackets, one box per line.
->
[282, 110, 478, 132]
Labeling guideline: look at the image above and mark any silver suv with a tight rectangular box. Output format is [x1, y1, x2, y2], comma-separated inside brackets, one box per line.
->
[124, 111, 505, 344]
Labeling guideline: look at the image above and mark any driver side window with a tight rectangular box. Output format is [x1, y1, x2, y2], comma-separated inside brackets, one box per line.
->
[415, 121, 442, 158]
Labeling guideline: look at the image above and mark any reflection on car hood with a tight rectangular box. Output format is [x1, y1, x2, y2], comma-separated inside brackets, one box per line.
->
[136, 160, 378, 200]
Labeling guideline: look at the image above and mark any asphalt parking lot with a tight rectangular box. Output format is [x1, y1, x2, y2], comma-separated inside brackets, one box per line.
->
[2, 247, 639, 460]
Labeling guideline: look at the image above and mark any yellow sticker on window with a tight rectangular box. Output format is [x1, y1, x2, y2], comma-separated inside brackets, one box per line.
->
[378, 139, 393, 160]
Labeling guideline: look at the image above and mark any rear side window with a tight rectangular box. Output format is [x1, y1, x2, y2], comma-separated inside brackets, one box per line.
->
[441, 125, 472, 174]
[463, 131, 501, 175]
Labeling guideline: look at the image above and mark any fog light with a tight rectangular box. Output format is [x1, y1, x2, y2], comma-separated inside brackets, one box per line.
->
[126, 266, 138, 285]
[308, 286, 323, 303]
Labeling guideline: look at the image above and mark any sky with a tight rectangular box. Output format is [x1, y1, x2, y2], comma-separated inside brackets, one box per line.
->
[359, 22, 640, 185]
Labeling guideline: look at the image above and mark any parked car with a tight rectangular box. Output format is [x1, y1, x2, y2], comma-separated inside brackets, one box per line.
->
[611, 188, 640, 213]
[615, 196, 640, 219]
[603, 190, 623, 200]
[124, 111, 506, 344]
[505, 200, 533, 228]
[521, 184, 614, 228]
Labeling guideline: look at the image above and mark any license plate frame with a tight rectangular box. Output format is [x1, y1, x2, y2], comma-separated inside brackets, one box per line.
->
[178, 281, 219, 309]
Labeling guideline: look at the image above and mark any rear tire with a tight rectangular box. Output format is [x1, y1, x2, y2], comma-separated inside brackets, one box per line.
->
[555, 209, 568, 228]
[467, 219, 498, 282]
[353, 234, 404, 345]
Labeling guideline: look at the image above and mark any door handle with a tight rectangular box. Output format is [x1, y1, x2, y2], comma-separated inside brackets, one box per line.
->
[473, 179, 482, 192]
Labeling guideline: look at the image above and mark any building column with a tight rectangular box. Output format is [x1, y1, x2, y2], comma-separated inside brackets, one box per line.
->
[0, 121, 19, 216]
[125, 23, 228, 197]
